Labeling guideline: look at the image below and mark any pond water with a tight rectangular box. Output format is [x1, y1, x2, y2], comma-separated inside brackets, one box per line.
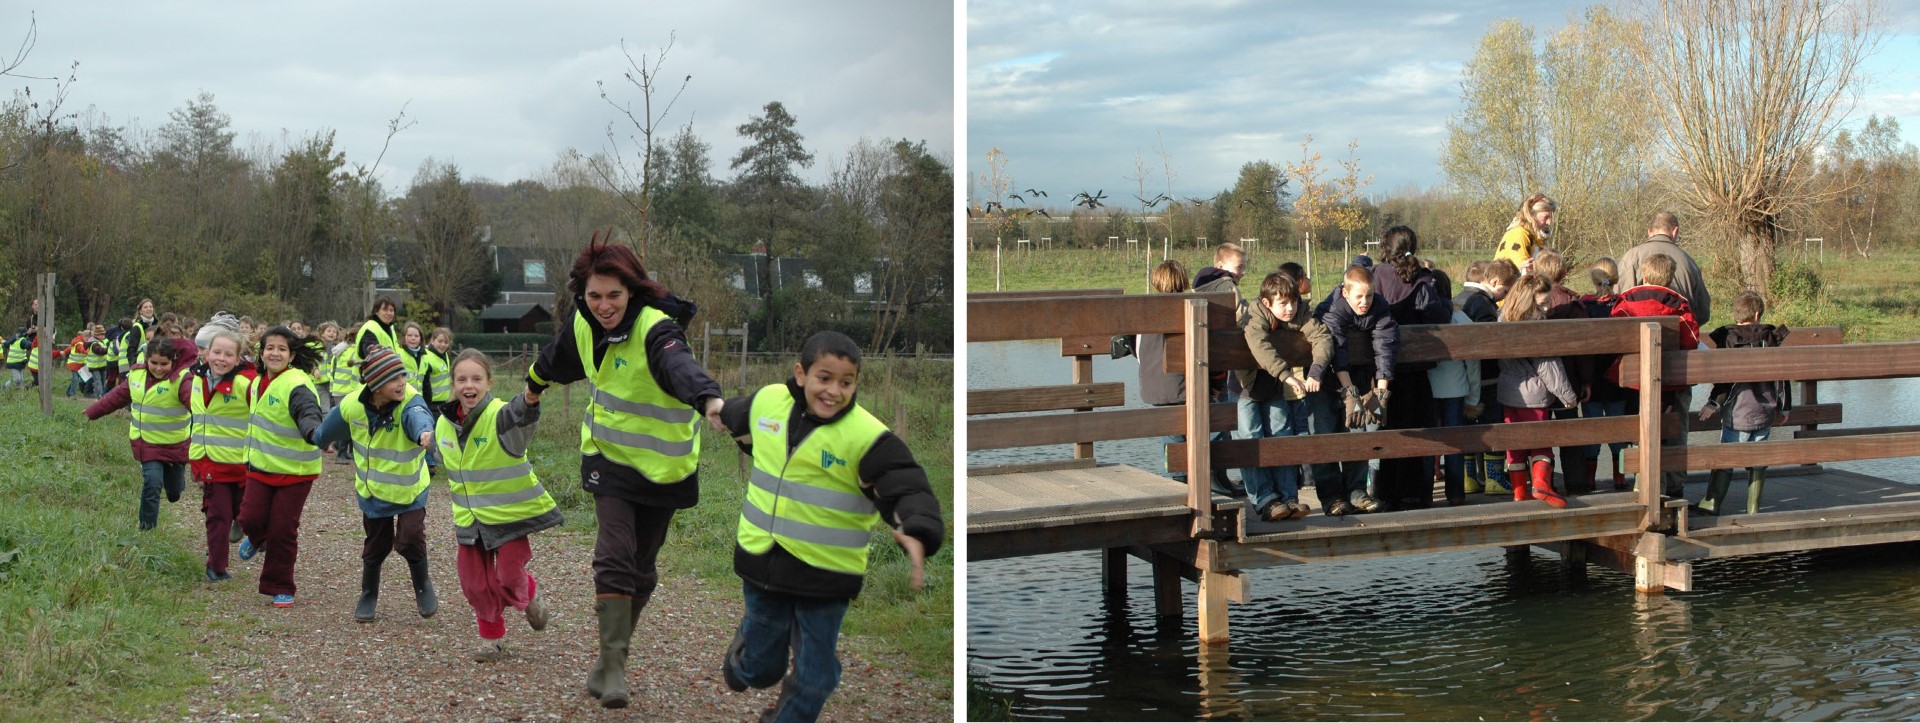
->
[967, 340, 1920, 721]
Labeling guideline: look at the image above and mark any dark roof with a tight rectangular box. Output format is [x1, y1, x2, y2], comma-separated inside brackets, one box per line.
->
[478, 303, 550, 321]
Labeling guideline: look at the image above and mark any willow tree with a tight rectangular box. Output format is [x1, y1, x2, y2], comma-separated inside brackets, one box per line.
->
[1638, 0, 1880, 292]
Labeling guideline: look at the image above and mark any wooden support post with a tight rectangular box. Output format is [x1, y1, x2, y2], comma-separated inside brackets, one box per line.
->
[1071, 354, 1095, 459]
[1197, 642, 1239, 718]
[1184, 299, 1214, 534]
[1194, 541, 1244, 644]
[1505, 545, 1530, 566]
[36, 273, 55, 416]
[1634, 558, 1692, 594]
[1101, 548, 1128, 600]
[1151, 553, 1183, 618]
[1799, 380, 1819, 434]
[1561, 540, 1588, 583]
[1636, 322, 1664, 531]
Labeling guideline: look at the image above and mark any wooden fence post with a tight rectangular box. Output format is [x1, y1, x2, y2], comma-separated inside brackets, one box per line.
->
[37, 273, 55, 416]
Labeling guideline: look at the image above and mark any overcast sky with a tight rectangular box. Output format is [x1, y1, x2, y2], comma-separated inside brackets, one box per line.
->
[16, 1, 953, 190]
[967, 0, 1920, 205]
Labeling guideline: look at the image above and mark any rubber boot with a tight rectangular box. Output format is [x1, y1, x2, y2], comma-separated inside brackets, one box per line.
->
[1746, 469, 1766, 515]
[406, 557, 438, 619]
[1563, 454, 1592, 495]
[1693, 469, 1733, 516]
[1583, 458, 1600, 495]
[353, 561, 381, 623]
[1509, 469, 1532, 501]
[1463, 452, 1485, 495]
[586, 595, 635, 708]
[1530, 459, 1567, 508]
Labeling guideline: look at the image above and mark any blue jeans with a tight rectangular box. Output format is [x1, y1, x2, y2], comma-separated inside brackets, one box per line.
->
[1237, 394, 1308, 510]
[1574, 399, 1629, 463]
[727, 581, 851, 723]
[1721, 419, 1771, 471]
[1305, 389, 1371, 504]
[138, 461, 186, 531]
[1435, 397, 1465, 500]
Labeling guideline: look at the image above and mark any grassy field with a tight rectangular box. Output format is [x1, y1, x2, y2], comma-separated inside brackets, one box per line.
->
[0, 354, 953, 718]
[967, 244, 1920, 342]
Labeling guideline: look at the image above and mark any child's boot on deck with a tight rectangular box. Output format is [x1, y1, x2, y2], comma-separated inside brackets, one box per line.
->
[1463, 452, 1485, 495]
[1746, 468, 1767, 515]
[1509, 467, 1533, 502]
[1693, 469, 1733, 516]
[1530, 458, 1567, 508]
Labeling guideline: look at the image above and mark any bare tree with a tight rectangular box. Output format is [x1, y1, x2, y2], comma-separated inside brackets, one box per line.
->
[593, 33, 692, 259]
[1638, 0, 1882, 293]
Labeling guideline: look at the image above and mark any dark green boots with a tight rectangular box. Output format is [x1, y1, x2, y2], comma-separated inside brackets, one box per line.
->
[1693, 468, 1766, 516]
[588, 595, 636, 708]
[406, 557, 438, 618]
[354, 562, 380, 622]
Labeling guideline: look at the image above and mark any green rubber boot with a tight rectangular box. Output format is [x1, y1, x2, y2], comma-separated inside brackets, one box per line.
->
[586, 596, 634, 708]
[1746, 469, 1766, 515]
[1694, 469, 1733, 516]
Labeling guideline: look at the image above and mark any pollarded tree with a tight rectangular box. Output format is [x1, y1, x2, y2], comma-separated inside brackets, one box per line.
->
[1638, 0, 1880, 293]
[730, 101, 814, 301]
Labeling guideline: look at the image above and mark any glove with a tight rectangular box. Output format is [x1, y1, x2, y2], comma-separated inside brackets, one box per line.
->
[1344, 388, 1370, 429]
[1367, 387, 1392, 423]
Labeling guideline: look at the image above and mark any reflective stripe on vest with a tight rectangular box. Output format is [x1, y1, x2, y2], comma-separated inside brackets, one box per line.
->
[127, 370, 190, 445]
[338, 384, 431, 504]
[423, 350, 451, 403]
[573, 309, 699, 483]
[246, 369, 322, 475]
[436, 398, 556, 529]
[191, 373, 254, 464]
[736, 383, 885, 576]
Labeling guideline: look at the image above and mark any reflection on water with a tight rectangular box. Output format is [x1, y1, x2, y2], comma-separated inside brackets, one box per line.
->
[968, 341, 1920, 721]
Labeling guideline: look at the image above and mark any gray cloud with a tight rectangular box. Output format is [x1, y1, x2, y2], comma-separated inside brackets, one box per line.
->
[21, 1, 952, 190]
[968, 0, 1920, 206]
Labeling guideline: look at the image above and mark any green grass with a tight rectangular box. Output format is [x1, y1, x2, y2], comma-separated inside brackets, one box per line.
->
[969, 245, 1920, 342]
[499, 354, 955, 681]
[0, 391, 223, 718]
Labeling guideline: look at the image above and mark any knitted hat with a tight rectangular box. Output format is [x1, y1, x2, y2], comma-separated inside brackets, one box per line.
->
[361, 348, 407, 392]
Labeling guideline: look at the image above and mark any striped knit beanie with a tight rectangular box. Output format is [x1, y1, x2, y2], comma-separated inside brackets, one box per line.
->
[361, 348, 407, 392]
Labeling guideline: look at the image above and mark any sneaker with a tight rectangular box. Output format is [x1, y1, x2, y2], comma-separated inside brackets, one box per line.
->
[1349, 492, 1383, 513]
[525, 591, 549, 631]
[1326, 499, 1355, 516]
[1286, 502, 1312, 520]
[237, 537, 258, 561]
[229, 525, 244, 544]
[473, 639, 510, 662]
[1257, 500, 1287, 522]
[204, 568, 232, 583]
[272, 594, 295, 608]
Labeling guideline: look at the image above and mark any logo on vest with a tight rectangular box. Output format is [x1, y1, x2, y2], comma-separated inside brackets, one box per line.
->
[268, 395, 281, 406]
[613, 357, 629, 370]
[756, 417, 780, 434]
[473, 435, 489, 447]
[820, 449, 848, 469]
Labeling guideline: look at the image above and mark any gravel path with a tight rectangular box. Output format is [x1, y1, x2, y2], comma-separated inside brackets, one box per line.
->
[171, 462, 953, 721]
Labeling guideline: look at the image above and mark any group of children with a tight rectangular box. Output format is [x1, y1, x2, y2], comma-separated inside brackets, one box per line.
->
[1146, 217, 1790, 522]
[54, 283, 935, 721]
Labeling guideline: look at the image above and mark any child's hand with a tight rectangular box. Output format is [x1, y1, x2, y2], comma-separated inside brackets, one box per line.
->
[417, 431, 433, 449]
[523, 388, 541, 406]
[702, 397, 726, 433]
[1302, 377, 1321, 394]
[1697, 403, 1718, 422]
[891, 529, 926, 590]
[1463, 404, 1484, 421]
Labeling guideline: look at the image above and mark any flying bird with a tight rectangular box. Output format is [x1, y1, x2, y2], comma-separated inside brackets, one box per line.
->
[1137, 193, 1171, 209]
[1035, 208, 1052, 218]
[1071, 190, 1107, 210]
[1007, 193, 1024, 204]
[1024, 188, 1049, 198]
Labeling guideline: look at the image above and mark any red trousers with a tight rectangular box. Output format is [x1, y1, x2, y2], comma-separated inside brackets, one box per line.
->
[200, 482, 244, 574]
[456, 537, 536, 640]
[1503, 406, 1554, 467]
[236, 478, 312, 596]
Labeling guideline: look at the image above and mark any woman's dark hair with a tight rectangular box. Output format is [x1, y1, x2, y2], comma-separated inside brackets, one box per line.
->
[369, 295, 399, 319]
[568, 230, 668, 303]
[260, 325, 322, 374]
[1381, 225, 1421, 283]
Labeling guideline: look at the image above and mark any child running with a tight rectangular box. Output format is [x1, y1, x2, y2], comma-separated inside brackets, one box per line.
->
[312, 348, 440, 622]
[437, 349, 560, 661]
[187, 319, 258, 580]
[422, 327, 454, 418]
[85, 337, 193, 532]
[235, 326, 327, 608]
[711, 331, 945, 723]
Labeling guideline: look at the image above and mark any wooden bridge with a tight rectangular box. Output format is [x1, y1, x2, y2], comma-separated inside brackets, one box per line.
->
[967, 288, 1920, 644]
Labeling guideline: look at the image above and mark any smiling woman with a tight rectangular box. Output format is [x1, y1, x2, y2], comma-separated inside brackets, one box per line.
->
[523, 231, 726, 709]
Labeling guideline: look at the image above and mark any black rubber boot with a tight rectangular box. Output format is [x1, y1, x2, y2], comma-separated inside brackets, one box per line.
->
[1563, 455, 1592, 495]
[406, 557, 438, 619]
[587, 596, 635, 708]
[1746, 468, 1766, 515]
[354, 561, 381, 623]
[1694, 469, 1733, 516]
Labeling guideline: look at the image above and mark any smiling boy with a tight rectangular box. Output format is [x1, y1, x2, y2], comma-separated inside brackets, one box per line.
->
[706, 330, 944, 723]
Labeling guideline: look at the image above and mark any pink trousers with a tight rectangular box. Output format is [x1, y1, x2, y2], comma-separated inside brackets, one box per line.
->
[456, 537, 536, 639]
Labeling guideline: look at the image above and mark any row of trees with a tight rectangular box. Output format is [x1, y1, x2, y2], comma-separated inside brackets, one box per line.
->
[1, 31, 952, 353]
[971, 0, 1902, 297]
